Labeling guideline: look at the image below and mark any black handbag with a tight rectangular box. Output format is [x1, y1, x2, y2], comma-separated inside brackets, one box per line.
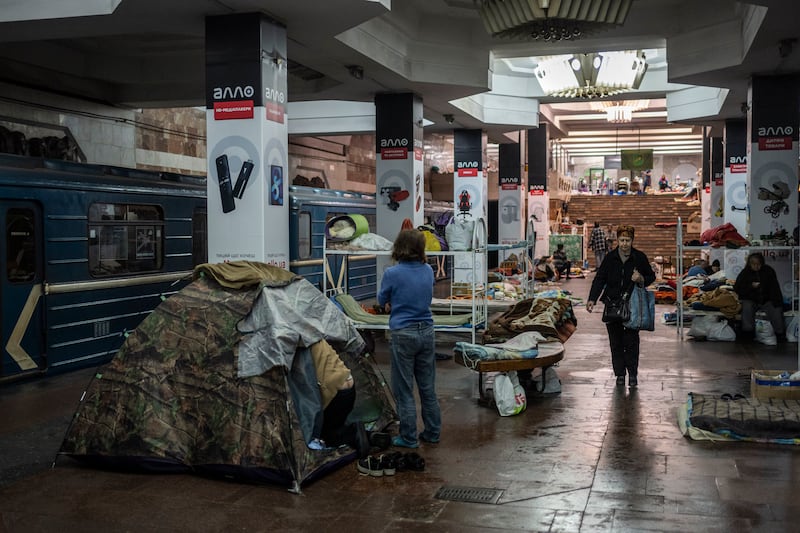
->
[602, 292, 631, 323]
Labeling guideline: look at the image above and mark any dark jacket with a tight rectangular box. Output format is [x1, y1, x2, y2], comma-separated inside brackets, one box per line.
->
[733, 263, 783, 307]
[588, 247, 655, 304]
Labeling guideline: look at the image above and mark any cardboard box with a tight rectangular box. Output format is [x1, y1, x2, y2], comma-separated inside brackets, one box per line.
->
[750, 369, 800, 400]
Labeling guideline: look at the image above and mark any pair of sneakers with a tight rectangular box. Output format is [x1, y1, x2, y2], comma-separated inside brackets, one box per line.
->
[357, 453, 397, 477]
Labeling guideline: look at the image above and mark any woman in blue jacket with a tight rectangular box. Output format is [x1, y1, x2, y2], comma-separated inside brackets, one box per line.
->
[586, 225, 655, 388]
[378, 229, 440, 447]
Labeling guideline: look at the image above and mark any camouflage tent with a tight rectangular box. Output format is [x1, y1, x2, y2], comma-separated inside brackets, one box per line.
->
[58, 262, 396, 492]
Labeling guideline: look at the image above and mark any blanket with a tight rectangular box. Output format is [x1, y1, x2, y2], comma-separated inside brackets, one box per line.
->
[483, 296, 577, 343]
[678, 392, 800, 444]
[334, 293, 473, 327]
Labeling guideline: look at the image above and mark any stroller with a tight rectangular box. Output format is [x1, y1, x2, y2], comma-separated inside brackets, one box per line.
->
[758, 181, 791, 218]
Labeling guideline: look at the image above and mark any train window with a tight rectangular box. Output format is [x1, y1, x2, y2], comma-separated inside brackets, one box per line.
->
[88, 203, 164, 277]
[6, 209, 36, 283]
[298, 211, 311, 259]
[192, 208, 208, 266]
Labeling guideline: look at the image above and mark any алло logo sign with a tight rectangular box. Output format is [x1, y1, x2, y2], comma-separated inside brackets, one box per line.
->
[457, 160, 479, 177]
[757, 125, 794, 151]
[728, 155, 747, 173]
[265, 87, 285, 124]
[213, 85, 255, 121]
[379, 137, 409, 160]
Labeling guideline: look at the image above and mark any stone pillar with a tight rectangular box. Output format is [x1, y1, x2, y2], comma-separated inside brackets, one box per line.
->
[527, 125, 549, 257]
[205, 13, 288, 266]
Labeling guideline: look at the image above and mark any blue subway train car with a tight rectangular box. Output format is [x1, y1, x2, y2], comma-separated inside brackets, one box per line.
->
[0, 155, 207, 383]
[289, 185, 378, 300]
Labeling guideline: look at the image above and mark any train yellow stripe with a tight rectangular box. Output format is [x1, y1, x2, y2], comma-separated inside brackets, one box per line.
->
[5, 284, 42, 370]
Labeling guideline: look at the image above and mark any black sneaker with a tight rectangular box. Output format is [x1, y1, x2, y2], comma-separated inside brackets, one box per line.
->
[378, 454, 397, 476]
[628, 376, 638, 388]
[616, 376, 625, 387]
[357, 456, 383, 477]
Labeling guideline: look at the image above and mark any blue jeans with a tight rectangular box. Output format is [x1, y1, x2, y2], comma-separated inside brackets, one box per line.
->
[389, 323, 440, 444]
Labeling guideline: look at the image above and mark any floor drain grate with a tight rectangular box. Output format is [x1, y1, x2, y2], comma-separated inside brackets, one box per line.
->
[435, 486, 503, 504]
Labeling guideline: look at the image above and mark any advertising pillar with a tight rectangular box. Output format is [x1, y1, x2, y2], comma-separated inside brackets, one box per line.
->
[527, 126, 549, 258]
[723, 119, 748, 235]
[498, 142, 525, 263]
[453, 129, 487, 284]
[374, 93, 424, 285]
[375, 93, 425, 239]
[709, 136, 724, 230]
[205, 14, 288, 266]
[744, 75, 799, 295]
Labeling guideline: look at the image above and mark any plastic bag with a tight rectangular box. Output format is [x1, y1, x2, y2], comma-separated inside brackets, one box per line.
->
[688, 315, 714, 338]
[786, 315, 799, 342]
[494, 371, 526, 416]
[624, 286, 655, 331]
[445, 218, 474, 251]
[534, 367, 562, 394]
[706, 317, 736, 341]
[755, 318, 777, 346]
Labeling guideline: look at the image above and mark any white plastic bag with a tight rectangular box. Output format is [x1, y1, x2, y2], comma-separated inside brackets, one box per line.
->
[535, 367, 562, 394]
[786, 315, 799, 342]
[445, 218, 474, 251]
[688, 315, 714, 338]
[706, 317, 736, 342]
[755, 318, 777, 346]
[494, 371, 526, 416]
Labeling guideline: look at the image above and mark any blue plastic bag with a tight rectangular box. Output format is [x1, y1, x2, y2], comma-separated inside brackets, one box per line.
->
[624, 286, 655, 331]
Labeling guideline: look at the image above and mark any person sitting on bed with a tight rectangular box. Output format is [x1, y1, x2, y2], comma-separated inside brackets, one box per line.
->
[534, 256, 556, 281]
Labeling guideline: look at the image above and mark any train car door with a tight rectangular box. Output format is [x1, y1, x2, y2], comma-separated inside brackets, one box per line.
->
[1, 201, 45, 379]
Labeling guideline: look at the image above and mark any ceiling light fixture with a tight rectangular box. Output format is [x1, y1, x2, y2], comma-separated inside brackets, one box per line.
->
[589, 99, 649, 123]
[533, 50, 648, 98]
[475, 0, 633, 41]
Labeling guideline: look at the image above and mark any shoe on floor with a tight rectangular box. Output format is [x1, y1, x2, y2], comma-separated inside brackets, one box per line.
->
[616, 376, 625, 387]
[357, 456, 383, 477]
[403, 452, 426, 472]
[391, 435, 419, 449]
[628, 376, 638, 388]
[378, 454, 397, 476]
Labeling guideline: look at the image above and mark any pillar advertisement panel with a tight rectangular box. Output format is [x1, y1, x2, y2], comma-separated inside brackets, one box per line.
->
[453, 129, 486, 285]
[724, 120, 747, 235]
[374, 94, 425, 240]
[747, 76, 799, 242]
[205, 14, 288, 266]
[527, 189, 549, 258]
[498, 143, 525, 262]
[709, 137, 724, 231]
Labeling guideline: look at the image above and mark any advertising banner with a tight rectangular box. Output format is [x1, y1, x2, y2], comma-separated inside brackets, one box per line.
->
[375, 94, 424, 241]
[747, 76, 799, 241]
[724, 120, 748, 235]
[453, 130, 486, 284]
[527, 189, 549, 258]
[205, 14, 288, 266]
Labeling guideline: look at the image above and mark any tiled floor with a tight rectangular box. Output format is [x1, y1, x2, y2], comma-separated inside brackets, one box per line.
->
[2, 275, 800, 532]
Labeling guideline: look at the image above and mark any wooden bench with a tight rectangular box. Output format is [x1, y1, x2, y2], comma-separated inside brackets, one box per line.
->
[454, 350, 565, 404]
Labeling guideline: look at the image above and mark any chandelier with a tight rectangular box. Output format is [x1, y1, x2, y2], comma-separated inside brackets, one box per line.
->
[591, 100, 649, 123]
[475, 0, 633, 41]
[533, 51, 648, 98]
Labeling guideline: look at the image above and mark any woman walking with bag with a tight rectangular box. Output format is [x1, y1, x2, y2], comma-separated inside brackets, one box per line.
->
[586, 225, 655, 388]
